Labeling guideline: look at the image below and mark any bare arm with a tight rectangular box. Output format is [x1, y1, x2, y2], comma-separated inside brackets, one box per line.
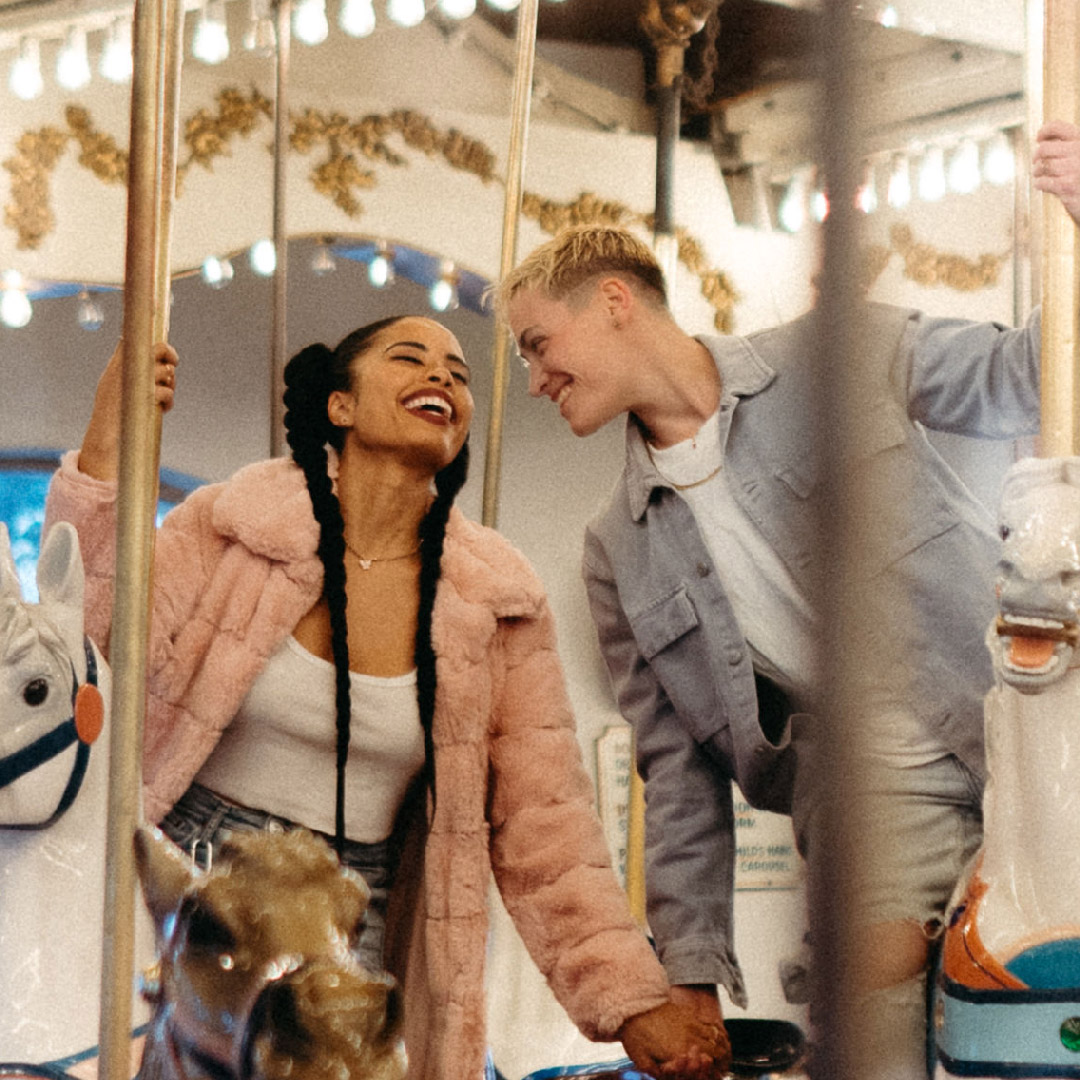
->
[79, 340, 179, 481]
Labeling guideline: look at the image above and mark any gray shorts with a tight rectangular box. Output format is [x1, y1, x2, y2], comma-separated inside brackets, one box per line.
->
[159, 782, 394, 973]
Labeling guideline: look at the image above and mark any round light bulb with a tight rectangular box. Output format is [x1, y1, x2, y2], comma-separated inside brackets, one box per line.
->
[887, 155, 911, 209]
[77, 290, 105, 331]
[1, 287, 32, 329]
[294, 0, 330, 45]
[250, 239, 277, 276]
[368, 251, 395, 288]
[387, 0, 425, 27]
[339, 0, 376, 36]
[10, 39, 43, 100]
[100, 18, 133, 82]
[917, 145, 947, 202]
[201, 256, 234, 288]
[983, 131, 1015, 187]
[192, 1, 230, 64]
[57, 26, 91, 91]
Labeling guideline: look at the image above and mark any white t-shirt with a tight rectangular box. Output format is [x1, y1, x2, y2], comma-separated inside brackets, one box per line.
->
[195, 635, 425, 842]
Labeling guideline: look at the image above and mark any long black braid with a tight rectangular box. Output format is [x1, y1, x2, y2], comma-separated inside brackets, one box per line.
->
[282, 318, 468, 856]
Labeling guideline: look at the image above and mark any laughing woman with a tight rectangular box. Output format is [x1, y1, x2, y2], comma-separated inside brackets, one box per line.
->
[45, 317, 729, 1080]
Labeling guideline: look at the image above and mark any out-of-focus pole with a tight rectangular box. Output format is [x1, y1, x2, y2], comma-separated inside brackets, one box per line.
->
[270, 0, 291, 457]
[97, 0, 178, 1073]
[808, 0, 868, 1074]
[1039, 0, 1080, 456]
[481, 0, 538, 529]
[640, 0, 721, 300]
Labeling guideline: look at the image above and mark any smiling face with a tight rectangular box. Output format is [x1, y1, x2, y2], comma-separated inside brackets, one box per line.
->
[507, 281, 631, 438]
[329, 316, 473, 472]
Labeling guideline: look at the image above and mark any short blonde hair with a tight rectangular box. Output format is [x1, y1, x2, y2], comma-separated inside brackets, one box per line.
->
[490, 224, 668, 323]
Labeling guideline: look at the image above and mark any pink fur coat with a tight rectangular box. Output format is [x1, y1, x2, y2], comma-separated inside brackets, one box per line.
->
[45, 451, 670, 1079]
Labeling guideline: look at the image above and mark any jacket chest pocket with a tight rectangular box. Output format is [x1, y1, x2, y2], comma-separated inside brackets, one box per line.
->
[628, 585, 728, 743]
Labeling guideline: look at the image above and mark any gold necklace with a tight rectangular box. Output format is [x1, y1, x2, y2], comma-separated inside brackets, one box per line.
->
[343, 536, 421, 571]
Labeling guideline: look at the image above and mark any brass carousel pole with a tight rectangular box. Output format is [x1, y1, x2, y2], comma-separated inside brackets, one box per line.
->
[481, 0, 539, 530]
[97, 0, 181, 1073]
[640, 0, 721, 298]
[270, 0, 292, 458]
[1039, 0, 1080, 457]
[625, 0, 720, 927]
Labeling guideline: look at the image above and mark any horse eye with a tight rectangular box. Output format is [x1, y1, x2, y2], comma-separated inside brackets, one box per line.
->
[23, 679, 49, 706]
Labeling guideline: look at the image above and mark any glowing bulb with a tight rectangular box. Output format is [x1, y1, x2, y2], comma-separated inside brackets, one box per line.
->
[77, 290, 105, 331]
[57, 26, 91, 90]
[368, 244, 395, 288]
[10, 39, 43, 101]
[250, 239, 277, 276]
[856, 164, 878, 213]
[201, 256, 234, 288]
[339, 0, 376, 36]
[983, 131, 1015, 186]
[947, 139, 980, 195]
[1, 273, 32, 329]
[429, 262, 458, 312]
[294, 0, 329, 45]
[486, 0, 521, 10]
[810, 187, 829, 223]
[887, 154, 911, 209]
[917, 145, 946, 202]
[100, 18, 133, 82]
[878, 4, 898, 27]
[439, 0, 477, 16]
[192, 0, 230, 64]
[777, 174, 806, 233]
[387, 0, 425, 26]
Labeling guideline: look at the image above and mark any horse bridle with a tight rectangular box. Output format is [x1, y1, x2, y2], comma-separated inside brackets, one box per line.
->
[0, 638, 102, 830]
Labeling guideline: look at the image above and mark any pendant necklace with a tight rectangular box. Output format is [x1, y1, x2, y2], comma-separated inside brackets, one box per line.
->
[343, 536, 421, 571]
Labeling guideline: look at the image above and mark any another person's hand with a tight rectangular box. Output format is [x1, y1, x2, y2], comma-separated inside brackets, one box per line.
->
[79, 340, 178, 481]
[1033, 120, 1080, 226]
[617, 1000, 730, 1079]
[669, 983, 723, 1026]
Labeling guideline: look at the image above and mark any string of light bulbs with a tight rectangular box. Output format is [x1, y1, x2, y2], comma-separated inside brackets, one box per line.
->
[4, 0, 567, 95]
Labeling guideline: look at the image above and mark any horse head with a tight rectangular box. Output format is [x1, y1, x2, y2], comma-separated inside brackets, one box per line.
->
[135, 825, 406, 1080]
[0, 520, 104, 826]
[991, 456, 1080, 693]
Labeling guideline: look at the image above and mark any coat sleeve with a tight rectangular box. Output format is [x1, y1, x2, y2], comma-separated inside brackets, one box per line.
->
[43, 449, 224, 690]
[486, 589, 671, 1042]
[582, 527, 747, 1008]
[899, 306, 1041, 438]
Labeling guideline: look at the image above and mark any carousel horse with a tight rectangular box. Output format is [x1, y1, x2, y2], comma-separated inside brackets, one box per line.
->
[0, 520, 150, 1065]
[135, 824, 406, 1080]
[936, 456, 1080, 1077]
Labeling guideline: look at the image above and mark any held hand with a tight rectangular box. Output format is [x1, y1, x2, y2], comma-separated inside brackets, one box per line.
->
[1033, 120, 1080, 226]
[617, 1001, 731, 1080]
[79, 340, 178, 481]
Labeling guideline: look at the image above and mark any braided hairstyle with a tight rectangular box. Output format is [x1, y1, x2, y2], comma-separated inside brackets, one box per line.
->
[282, 318, 469, 856]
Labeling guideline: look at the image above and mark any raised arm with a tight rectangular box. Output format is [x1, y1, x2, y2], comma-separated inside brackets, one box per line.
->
[79, 339, 179, 481]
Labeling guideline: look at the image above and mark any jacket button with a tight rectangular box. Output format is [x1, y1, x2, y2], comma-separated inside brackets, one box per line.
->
[697, 562, 711, 577]
[726, 648, 742, 665]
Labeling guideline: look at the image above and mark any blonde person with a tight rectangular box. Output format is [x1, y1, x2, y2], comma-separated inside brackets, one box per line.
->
[45, 317, 730, 1079]
[494, 129, 1080, 1077]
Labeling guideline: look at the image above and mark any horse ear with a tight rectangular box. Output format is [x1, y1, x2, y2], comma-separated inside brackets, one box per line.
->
[35, 523, 87, 673]
[134, 825, 194, 933]
[0, 521, 21, 603]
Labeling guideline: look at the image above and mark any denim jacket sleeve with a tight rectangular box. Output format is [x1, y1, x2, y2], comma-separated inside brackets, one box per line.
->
[583, 526, 748, 1007]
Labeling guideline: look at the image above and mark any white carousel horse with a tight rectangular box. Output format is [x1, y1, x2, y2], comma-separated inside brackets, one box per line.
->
[134, 824, 406, 1080]
[0, 520, 149, 1067]
[937, 456, 1080, 1078]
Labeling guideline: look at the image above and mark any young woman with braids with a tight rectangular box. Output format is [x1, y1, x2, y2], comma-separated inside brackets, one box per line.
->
[45, 318, 730, 1080]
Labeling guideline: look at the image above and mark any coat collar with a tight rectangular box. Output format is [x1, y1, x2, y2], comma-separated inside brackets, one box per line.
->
[210, 456, 545, 618]
[624, 333, 776, 521]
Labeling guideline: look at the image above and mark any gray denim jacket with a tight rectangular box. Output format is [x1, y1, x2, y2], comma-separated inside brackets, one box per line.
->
[582, 302, 1041, 1002]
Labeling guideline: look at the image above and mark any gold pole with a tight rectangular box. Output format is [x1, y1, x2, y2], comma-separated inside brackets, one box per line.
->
[481, 0, 539, 530]
[1040, 0, 1080, 456]
[270, 0, 291, 459]
[97, 0, 176, 1074]
[152, 0, 183, 344]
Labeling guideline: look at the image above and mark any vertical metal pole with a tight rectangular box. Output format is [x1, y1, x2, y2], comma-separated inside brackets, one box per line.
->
[97, 0, 173, 1074]
[653, 45, 682, 295]
[153, 0, 184, 345]
[1040, 0, 1080, 457]
[808, 0, 867, 1075]
[481, 0, 539, 529]
[270, 0, 291, 458]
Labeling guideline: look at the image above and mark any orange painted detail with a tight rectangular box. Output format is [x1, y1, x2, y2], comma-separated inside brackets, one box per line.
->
[74, 684, 105, 745]
[942, 874, 1027, 990]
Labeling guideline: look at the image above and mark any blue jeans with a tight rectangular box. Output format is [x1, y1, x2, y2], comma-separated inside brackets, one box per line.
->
[159, 782, 394, 973]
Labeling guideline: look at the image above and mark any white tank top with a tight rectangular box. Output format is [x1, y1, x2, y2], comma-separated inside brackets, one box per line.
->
[195, 636, 425, 842]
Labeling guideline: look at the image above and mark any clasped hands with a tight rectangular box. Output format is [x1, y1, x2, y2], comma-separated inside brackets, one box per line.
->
[618, 995, 731, 1079]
